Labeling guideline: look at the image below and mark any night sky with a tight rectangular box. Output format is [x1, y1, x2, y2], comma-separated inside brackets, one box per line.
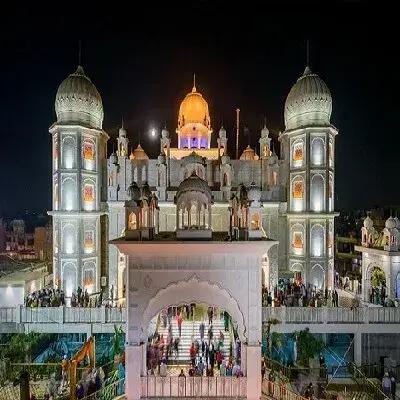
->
[0, 2, 396, 216]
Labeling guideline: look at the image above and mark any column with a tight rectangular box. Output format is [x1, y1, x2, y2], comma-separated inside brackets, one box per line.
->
[246, 344, 261, 400]
[125, 344, 143, 400]
[208, 207, 211, 229]
[354, 331, 362, 366]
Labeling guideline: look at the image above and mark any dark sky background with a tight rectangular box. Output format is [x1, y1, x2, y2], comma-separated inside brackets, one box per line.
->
[0, 2, 397, 216]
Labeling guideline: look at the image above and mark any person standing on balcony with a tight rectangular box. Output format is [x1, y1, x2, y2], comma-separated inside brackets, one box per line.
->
[391, 375, 396, 399]
[382, 372, 391, 397]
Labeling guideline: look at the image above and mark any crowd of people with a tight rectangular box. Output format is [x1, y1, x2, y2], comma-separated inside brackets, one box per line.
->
[147, 304, 242, 378]
[25, 288, 66, 307]
[24, 285, 119, 308]
[262, 282, 340, 308]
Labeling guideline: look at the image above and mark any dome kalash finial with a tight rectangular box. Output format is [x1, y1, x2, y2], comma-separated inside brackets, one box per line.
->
[192, 73, 196, 92]
[55, 65, 104, 129]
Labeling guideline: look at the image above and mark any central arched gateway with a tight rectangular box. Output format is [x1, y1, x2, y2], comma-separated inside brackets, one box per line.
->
[142, 276, 247, 342]
[113, 238, 278, 400]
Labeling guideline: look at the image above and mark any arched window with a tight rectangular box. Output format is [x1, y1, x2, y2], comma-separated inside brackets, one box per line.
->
[291, 175, 304, 212]
[329, 140, 334, 167]
[62, 136, 76, 169]
[62, 262, 77, 297]
[128, 212, 137, 230]
[292, 140, 304, 168]
[53, 135, 59, 170]
[311, 137, 325, 166]
[291, 223, 304, 256]
[62, 223, 76, 254]
[82, 138, 96, 171]
[61, 177, 77, 211]
[84, 229, 95, 254]
[311, 264, 325, 290]
[83, 261, 96, 294]
[251, 213, 260, 230]
[83, 181, 95, 211]
[328, 173, 334, 211]
[311, 224, 325, 257]
[311, 174, 325, 212]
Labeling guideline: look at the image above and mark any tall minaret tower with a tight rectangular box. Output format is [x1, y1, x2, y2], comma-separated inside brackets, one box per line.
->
[49, 66, 108, 297]
[282, 66, 337, 291]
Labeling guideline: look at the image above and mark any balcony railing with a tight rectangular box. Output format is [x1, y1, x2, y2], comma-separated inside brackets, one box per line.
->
[263, 306, 400, 324]
[141, 376, 246, 398]
[0, 306, 126, 324]
[1, 306, 400, 326]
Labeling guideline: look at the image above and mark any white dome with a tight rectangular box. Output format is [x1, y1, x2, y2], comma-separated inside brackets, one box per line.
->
[119, 126, 127, 137]
[176, 171, 211, 199]
[219, 126, 227, 137]
[247, 182, 261, 202]
[261, 125, 269, 138]
[182, 151, 205, 165]
[363, 216, 373, 229]
[161, 127, 169, 138]
[55, 66, 104, 129]
[284, 66, 332, 130]
[385, 217, 396, 229]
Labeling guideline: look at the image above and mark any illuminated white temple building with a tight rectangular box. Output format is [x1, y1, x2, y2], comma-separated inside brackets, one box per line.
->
[49, 65, 337, 303]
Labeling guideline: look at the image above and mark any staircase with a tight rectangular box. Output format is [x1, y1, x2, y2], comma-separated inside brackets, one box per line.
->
[157, 317, 232, 362]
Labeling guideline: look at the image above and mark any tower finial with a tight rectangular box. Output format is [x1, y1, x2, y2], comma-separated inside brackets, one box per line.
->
[264, 116, 267, 128]
[121, 115, 124, 129]
[192, 73, 196, 92]
[306, 39, 310, 67]
[78, 39, 82, 66]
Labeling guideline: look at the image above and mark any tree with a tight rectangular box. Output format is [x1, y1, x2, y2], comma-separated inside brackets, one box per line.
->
[291, 328, 325, 367]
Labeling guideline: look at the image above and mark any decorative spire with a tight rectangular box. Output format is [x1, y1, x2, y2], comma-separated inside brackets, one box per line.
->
[78, 39, 82, 66]
[192, 73, 196, 92]
[121, 115, 124, 129]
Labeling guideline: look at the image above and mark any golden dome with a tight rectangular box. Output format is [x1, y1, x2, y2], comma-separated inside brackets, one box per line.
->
[178, 81, 211, 130]
[130, 144, 149, 160]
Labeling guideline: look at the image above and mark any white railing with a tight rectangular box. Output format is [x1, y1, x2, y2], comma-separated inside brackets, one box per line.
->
[0, 306, 126, 324]
[141, 376, 247, 398]
[262, 306, 400, 324]
[0, 307, 15, 323]
[1, 306, 400, 326]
